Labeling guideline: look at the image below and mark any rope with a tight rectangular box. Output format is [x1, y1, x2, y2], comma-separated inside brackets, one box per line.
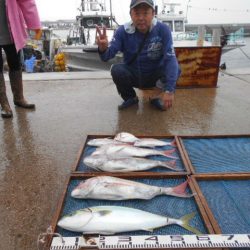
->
[220, 69, 250, 84]
[37, 226, 65, 250]
[239, 47, 250, 60]
[220, 46, 250, 84]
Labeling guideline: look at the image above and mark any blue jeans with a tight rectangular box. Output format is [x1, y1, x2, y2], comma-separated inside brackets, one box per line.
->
[111, 63, 166, 101]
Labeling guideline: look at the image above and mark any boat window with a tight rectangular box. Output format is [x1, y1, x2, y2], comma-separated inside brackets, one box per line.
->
[80, 17, 111, 28]
[100, 19, 108, 26]
[164, 21, 173, 31]
[87, 19, 94, 27]
[174, 21, 184, 32]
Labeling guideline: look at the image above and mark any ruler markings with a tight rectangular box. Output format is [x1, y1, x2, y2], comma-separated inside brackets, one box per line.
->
[50, 234, 250, 249]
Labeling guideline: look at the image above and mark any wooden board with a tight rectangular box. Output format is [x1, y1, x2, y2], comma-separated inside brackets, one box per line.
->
[175, 47, 222, 88]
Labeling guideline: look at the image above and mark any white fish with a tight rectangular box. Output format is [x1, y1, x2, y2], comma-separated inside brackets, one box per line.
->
[115, 132, 176, 148]
[83, 155, 179, 172]
[71, 176, 194, 200]
[114, 132, 138, 143]
[87, 137, 175, 148]
[91, 144, 177, 159]
[57, 206, 201, 234]
[87, 138, 122, 147]
[133, 138, 176, 148]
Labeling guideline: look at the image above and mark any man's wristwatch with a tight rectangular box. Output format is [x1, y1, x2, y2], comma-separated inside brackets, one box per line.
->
[165, 91, 173, 94]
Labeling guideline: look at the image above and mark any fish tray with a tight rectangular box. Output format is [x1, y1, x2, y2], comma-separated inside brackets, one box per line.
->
[49, 175, 214, 244]
[178, 135, 250, 175]
[72, 135, 191, 176]
[43, 134, 250, 249]
[190, 174, 250, 236]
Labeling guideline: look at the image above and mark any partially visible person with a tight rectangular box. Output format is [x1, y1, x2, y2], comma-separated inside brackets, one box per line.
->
[0, 0, 42, 118]
[96, 0, 180, 111]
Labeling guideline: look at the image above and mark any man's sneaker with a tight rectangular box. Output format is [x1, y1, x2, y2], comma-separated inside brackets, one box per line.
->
[118, 97, 139, 110]
[150, 98, 166, 111]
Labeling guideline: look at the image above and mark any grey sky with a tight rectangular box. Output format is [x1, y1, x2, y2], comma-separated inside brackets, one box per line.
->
[36, 0, 250, 24]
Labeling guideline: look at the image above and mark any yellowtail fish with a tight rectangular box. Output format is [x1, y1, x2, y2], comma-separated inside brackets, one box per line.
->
[71, 176, 194, 200]
[91, 144, 177, 159]
[83, 155, 179, 172]
[57, 206, 202, 235]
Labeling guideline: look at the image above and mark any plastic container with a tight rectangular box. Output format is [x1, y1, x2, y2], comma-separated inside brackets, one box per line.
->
[24, 56, 36, 73]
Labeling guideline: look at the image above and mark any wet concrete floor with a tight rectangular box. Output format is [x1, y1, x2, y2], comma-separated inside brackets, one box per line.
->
[0, 69, 250, 249]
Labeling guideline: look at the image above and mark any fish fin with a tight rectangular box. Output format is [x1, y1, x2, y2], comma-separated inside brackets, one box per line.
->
[170, 139, 177, 147]
[170, 180, 194, 198]
[180, 212, 202, 235]
[167, 160, 176, 167]
[163, 149, 178, 159]
[164, 148, 175, 155]
[162, 160, 181, 171]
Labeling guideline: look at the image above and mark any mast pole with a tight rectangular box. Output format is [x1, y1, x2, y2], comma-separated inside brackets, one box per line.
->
[185, 0, 191, 23]
[109, 0, 113, 27]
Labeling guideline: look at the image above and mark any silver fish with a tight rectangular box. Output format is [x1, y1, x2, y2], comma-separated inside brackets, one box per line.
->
[57, 206, 201, 234]
[87, 138, 122, 147]
[91, 144, 177, 159]
[83, 155, 179, 172]
[87, 137, 175, 149]
[114, 132, 138, 143]
[133, 138, 176, 148]
[71, 176, 193, 200]
[115, 132, 176, 148]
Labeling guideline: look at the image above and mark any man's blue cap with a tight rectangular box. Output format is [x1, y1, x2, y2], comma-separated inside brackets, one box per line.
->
[130, 0, 154, 9]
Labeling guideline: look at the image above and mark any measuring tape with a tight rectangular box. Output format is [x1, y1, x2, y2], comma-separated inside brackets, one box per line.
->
[50, 234, 250, 249]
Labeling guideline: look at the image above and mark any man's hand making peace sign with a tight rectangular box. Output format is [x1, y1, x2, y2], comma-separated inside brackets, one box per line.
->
[96, 26, 109, 52]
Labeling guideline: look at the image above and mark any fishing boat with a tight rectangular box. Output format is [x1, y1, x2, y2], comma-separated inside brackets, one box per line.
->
[157, 0, 246, 52]
[61, 0, 120, 70]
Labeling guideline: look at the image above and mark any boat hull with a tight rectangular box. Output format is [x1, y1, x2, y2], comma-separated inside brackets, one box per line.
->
[62, 47, 122, 71]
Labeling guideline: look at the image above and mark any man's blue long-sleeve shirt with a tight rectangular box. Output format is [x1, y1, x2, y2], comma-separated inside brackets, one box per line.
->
[99, 19, 180, 92]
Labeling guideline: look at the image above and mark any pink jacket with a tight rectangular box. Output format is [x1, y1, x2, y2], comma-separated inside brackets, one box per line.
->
[6, 0, 41, 52]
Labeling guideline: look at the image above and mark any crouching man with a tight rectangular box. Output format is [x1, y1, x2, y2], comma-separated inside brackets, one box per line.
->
[96, 0, 180, 111]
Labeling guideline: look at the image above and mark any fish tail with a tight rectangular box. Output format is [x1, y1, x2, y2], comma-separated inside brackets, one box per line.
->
[170, 180, 195, 198]
[162, 149, 178, 159]
[170, 139, 177, 147]
[179, 212, 202, 234]
[162, 160, 180, 171]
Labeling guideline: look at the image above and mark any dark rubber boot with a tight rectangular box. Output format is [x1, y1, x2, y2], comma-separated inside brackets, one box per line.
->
[9, 70, 35, 109]
[118, 96, 139, 110]
[0, 73, 13, 118]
